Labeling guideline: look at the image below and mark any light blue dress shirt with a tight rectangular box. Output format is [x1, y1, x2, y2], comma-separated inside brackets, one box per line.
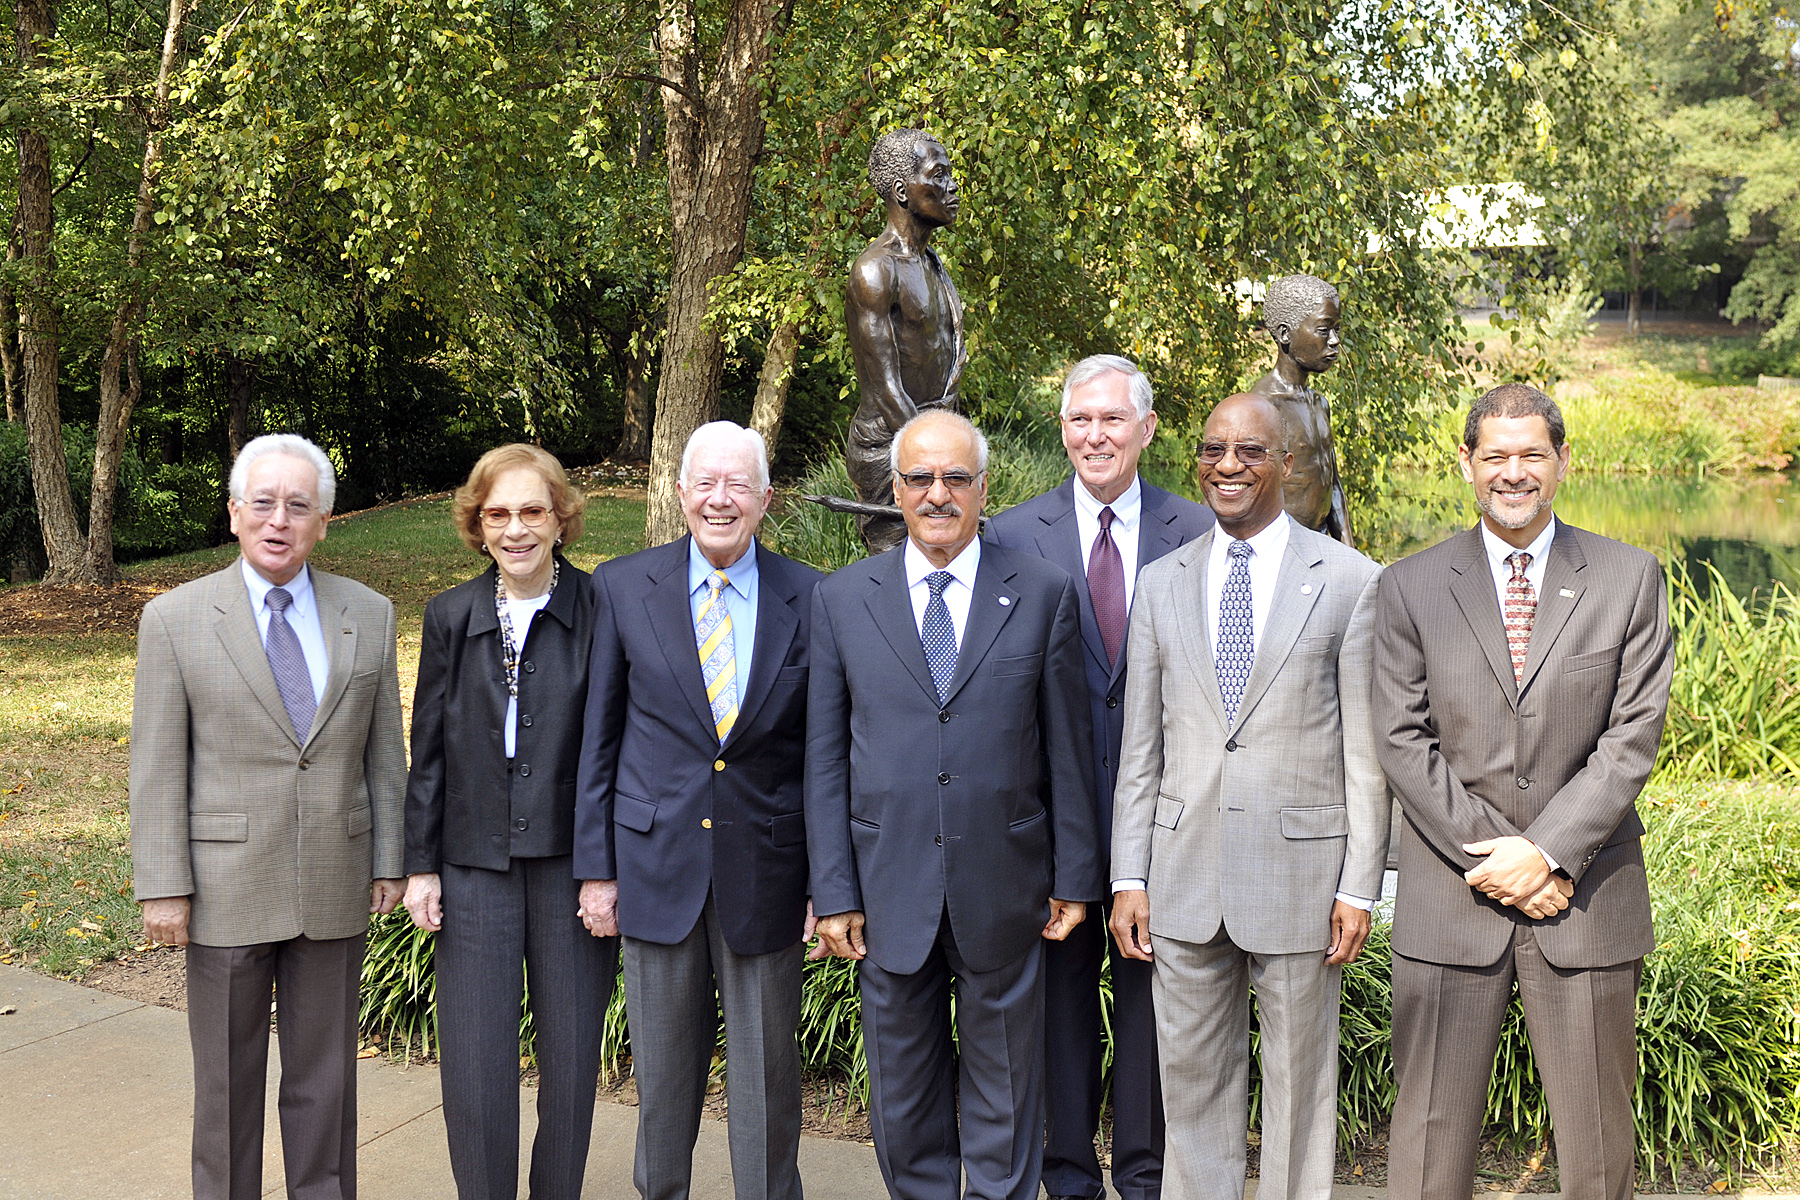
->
[688, 538, 759, 711]
[240, 559, 329, 703]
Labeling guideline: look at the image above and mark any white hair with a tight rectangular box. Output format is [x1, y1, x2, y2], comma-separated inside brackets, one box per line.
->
[889, 409, 989, 473]
[1060, 355, 1153, 420]
[230, 434, 337, 513]
[679, 421, 770, 491]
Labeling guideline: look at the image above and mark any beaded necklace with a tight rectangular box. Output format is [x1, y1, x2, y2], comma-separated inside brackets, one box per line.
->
[495, 558, 559, 699]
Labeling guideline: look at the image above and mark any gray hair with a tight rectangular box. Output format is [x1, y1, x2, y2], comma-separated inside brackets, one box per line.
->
[679, 421, 771, 491]
[1463, 383, 1566, 450]
[869, 128, 941, 204]
[1060, 354, 1153, 420]
[1262, 274, 1340, 340]
[230, 434, 337, 513]
[889, 409, 989, 473]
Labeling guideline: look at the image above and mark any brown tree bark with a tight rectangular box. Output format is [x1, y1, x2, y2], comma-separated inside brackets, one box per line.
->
[643, 0, 789, 545]
[615, 329, 654, 461]
[226, 355, 252, 456]
[1626, 241, 1642, 338]
[16, 0, 90, 585]
[85, 0, 191, 584]
[1, 221, 19, 422]
[748, 318, 800, 467]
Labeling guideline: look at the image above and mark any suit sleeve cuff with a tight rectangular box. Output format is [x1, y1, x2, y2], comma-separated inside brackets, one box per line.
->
[1111, 878, 1147, 893]
[1334, 891, 1376, 911]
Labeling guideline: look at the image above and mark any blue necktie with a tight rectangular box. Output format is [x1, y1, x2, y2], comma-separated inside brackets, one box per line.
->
[1217, 541, 1255, 725]
[264, 587, 317, 740]
[921, 571, 957, 704]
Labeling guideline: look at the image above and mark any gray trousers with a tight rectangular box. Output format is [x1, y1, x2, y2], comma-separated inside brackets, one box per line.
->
[1388, 927, 1642, 1200]
[437, 856, 617, 1200]
[858, 915, 1045, 1200]
[187, 932, 364, 1200]
[1151, 930, 1341, 1200]
[622, 892, 804, 1200]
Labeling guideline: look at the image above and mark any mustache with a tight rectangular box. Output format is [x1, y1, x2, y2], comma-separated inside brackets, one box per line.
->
[916, 501, 962, 518]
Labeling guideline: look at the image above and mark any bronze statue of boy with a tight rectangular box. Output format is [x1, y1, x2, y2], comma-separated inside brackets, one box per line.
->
[1248, 274, 1353, 545]
[843, 128, 967, 552]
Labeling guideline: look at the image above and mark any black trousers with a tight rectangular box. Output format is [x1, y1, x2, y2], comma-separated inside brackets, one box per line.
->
[187, 932, 365, 1200]
[1043, 901, 1165, 1200]
[436, 855, 618, 1200]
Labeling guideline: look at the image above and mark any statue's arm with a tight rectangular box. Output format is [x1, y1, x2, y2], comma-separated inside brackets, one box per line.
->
[846, 256, 919, 430]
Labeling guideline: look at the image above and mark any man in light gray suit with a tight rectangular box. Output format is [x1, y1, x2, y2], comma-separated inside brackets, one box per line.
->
[1375, 384, 1672, 1200]
[132, 434, 407, 1200]
[1110, 393, 1387, 1200]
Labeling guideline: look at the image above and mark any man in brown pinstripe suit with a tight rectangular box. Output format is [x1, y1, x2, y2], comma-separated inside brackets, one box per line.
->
[1374, 384, 1673, 1200]
[131, 434, 407, 1200]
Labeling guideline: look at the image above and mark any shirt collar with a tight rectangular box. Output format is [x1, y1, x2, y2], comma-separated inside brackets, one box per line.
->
[1480, 516, 1557, 573]
[905, 535, 982, 591]
[1216, 510, 1291, 562]
[1070, 473, 1142, 529]
[241, 558, 315, 616]
[689, 536, 759, 598]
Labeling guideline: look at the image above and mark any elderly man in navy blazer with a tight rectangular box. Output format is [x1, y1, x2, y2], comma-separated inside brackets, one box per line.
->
[986, 355, 1213, 1200]
[807, 409, 1103, 1200]
[575, 421, 824, 1200]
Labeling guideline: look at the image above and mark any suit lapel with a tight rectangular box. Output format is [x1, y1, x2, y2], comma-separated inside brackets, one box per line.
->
[1517, 522, 1587, 696]
[212, 564, 302, 749]
[727, 547, 799, 745]
[1447, 527, 1520, 707]
[305, 570, 358, 749]
[645, 538, 720, 738]
[863, 548, 941, 705]
[1122, 485, 1187, 691]
[1171, 532, 1230, 729]
[1031, 481, 1111, 679]
[1231, 534, 1325, 731]
[942, 547, 1018, 706]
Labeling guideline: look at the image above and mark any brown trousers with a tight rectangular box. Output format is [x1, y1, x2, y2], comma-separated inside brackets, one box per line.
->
[186, 933, 365, 1200]
[1387, 925, 1641, 1200]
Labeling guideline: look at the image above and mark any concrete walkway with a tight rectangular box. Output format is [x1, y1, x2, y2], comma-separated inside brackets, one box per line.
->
[0, 964, 1778, 1199]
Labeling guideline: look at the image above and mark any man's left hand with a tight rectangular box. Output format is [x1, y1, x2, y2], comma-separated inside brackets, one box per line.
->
[802, 899, 818, 944]
[1463, 836, 1553, 906]
[1042, 899, 1086, 941]
[1326, 900, 1372, 965]
[370, 878, 405, 915]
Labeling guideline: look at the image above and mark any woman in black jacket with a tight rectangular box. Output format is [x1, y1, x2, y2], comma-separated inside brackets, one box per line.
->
[402, 444, 613, 1200]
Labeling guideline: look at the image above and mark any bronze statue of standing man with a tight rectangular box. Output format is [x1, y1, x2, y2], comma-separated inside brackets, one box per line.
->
[844, 128, 967, 552]
[1249, 274, 1354, 545]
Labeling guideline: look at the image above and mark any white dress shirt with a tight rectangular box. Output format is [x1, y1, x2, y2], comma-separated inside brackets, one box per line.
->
[1071, 474, 1143, 610]
[501, 592, 551, 759]
[905, 536, 982, 645]
[1476, 515, 1562, 873]
[240, 559, 328, 703]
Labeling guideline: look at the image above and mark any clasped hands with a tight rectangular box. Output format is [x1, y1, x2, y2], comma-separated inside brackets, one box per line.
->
[143, 878, 403, 946]
[805, 899, 1086, 961]
[1463, 836, 1573, 918]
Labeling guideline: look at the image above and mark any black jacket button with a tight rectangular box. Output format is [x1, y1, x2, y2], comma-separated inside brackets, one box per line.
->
[937, 772, 951, 785]
[1225, 739, 1238, 752]
[518, 763, 531, 778]
[1106, 697, 1119, 709]
[939, 710, 951, 723]
[1517, 776, 1530, 789]
[514, 817, 528, 832]
[521, 714, 532, 727]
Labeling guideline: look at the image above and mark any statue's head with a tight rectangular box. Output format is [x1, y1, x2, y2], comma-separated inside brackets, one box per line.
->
[869, 128, 959, 228]
[1262, 275, 1342, 375]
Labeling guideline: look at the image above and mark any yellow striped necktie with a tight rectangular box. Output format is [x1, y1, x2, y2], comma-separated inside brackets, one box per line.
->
[696, 570, 738, 742]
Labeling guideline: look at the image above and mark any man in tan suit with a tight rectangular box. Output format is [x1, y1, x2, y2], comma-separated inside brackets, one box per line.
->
[1109, 393, 1387, 1200]
[131, 434, 407, 1200]
[1375, 384, 1673, 1200]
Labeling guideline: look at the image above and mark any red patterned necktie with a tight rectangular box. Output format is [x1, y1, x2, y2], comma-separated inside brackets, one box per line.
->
[1088, 506, 1127, 668]
[1504, 551, 1535, 684]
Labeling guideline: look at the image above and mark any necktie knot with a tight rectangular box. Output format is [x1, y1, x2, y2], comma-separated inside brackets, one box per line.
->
[1228, 539, 1252, 561]
[266, 586, 293, 613]
[1508, 551, 1532, 581]
[1098, 506, 1115, 531]
[927, 570, 954, 597]
[709, 569, 729, 595]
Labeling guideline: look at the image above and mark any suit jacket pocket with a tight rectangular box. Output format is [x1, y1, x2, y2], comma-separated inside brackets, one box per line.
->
[1010, 808, 1046, 830]
[347, 806, 372, 837]
[190, 812, 249, 842]
[1154, 795, 1185, 830]
[1564, 644, 1623, 673]
[775, 666, 807, 684]
[1295, 635, 1336, 655]
[990, 652, 1043, 677]
[770, 811, 807, 846]
[616, 792, 657, 833]
[1281, 806, 1349, 839]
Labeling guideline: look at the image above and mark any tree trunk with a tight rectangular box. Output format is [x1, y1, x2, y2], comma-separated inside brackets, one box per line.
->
[615, 330, 653, 461]
[1626, 241, 1642, 338]
[643, 0, 787, 546]
[85, 0, 190, 584]
[1, 226, 19, 422]
[749, 318, 800, 467]
[17, 0, 90, 585]
[226, 355, 252, 456]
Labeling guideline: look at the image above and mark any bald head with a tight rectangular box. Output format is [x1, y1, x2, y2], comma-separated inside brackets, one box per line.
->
[1198, 393, 1293, 539]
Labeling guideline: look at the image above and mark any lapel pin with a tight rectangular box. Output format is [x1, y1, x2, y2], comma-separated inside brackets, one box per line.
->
[1300, 584, 1313, 595]
[997, 596, 1012, 606]
[1559, 588, 1575, 598]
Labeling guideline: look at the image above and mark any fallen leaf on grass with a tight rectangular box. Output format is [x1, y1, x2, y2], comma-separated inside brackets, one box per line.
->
[1706, 1182, 1729, 1195]
[357, 1047, 380, 1059]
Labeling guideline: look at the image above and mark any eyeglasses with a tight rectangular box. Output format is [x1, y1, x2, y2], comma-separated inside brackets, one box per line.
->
[480, 505, 553, 528]
[895, 470, 984, 492]
[243, 497, 318, 520]
[1196, 441, 1286, 466]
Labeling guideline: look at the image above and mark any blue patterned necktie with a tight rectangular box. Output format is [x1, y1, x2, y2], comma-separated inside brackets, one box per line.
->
[264, 586, 317, 740]
[921, 571, 958, 703]
[695, 570, 738, 742]
[1217, 540, 1255, 725]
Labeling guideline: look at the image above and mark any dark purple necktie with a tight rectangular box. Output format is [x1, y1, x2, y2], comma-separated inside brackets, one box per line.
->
[1088, 506, 1127, 668]
[264, 586, 317, 740]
